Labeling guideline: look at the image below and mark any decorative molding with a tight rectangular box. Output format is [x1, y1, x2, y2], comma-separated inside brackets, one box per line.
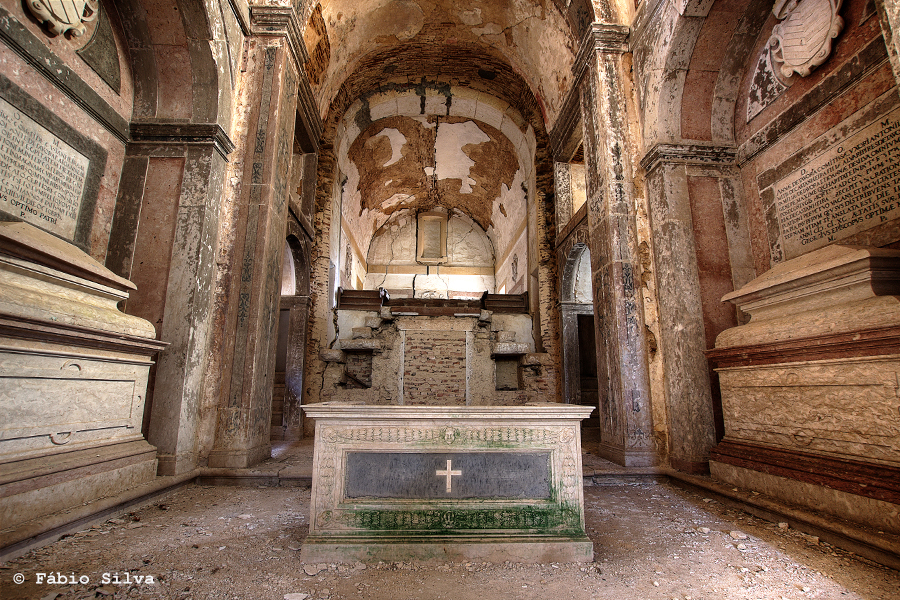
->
[640, 143, 738, 173]
[130, 122, 235, 160]
[738, 36, 889, 165]
[572, 23, 630, 85]
[0, 6, 129, 143]
[0, 316, 167, 357]
[707, 325, 900, 367]
[710, 440, 900, 505]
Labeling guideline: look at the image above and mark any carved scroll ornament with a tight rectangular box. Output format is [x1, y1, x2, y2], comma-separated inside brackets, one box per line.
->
[769, 0, 844, 80]
[27, 0, 99, 37]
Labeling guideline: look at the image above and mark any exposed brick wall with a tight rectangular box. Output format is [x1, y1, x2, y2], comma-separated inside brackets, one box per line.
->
[403, 331, 466, 405]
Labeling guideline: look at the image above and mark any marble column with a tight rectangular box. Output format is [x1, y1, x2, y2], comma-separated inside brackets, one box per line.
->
[576, 24, 655, 467]
[206, 5, 304, 468]
[640, 143, 750, 473]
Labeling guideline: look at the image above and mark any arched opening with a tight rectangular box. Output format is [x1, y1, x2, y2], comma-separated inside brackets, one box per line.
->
[561, 243, 602, 428]
[271, 237, 311, 442]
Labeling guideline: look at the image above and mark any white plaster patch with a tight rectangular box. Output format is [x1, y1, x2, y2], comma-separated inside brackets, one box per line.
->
[459, 7, 482, 26]
[370, 128, 407, 167]
[472, 22, 503, 37]
[414, 116, 435, 128]
[382, 193, 413, 211]
[434, 121, 490, 194]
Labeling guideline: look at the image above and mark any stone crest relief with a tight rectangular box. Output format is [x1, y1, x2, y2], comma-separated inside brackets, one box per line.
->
[27, 1, 98, 37]
[747, 0, 843, 122]
[769, 0, 844, 79]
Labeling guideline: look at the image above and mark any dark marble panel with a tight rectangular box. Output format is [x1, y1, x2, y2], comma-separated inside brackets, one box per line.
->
[345, 452, 551, 500]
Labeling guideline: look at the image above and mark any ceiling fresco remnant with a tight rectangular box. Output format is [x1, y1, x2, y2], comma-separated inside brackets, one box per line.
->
[344, 112, 522, 241]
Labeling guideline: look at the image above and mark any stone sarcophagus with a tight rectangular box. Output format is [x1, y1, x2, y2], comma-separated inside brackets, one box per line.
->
[0, 223, 165, 549]
[707, 245, 900, 534]
[300, 403, 595, 563]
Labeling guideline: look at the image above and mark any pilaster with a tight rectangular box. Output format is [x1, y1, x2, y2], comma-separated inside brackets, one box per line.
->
[113, 123, 233, 476]
[206, 5, 302, 468]
[639, 142, 742, 473]
[575, 24, 656, 467]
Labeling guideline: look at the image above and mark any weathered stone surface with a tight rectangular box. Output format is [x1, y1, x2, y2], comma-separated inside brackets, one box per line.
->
[300, 404, 594, 563]
[0, 224, 163, 535]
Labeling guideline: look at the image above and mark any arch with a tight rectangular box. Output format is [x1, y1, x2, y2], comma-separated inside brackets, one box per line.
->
[561, 241, 592, 303]
[116, 0, 226, 123]
[286, 234, 311, 296]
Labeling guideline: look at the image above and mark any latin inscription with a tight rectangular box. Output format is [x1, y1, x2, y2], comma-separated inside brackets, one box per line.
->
[773, 107, 900, 256]
[0, 97, 88, 239]
[344, 451, 551, 500]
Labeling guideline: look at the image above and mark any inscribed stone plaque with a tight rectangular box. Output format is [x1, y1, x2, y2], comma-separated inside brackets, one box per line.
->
[772, 106, 900, 257]
[344, 451, 551, 499]
[0, 96, 89, 240]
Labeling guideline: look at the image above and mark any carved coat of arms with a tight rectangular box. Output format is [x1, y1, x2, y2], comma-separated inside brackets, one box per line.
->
[769, 0, 844, 79]
[27, 1, 99, 37]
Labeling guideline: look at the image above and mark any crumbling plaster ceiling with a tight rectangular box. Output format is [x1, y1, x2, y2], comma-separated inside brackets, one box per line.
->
[336, 87, 533, 263]
[304, 0, 580, 129]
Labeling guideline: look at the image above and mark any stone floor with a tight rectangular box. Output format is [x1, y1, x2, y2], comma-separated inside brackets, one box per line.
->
[2, 480, 898, 600]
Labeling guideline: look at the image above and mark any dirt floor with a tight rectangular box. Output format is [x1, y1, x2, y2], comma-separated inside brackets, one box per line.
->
[2, 482, 898, 600]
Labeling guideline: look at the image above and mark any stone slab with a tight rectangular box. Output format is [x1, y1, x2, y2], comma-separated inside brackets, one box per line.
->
[300, 537, 594, 564]
[301, 404, 594, 563]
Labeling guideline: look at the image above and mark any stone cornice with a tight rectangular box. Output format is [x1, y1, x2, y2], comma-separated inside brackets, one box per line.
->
[639, 143, 737, 173]
[572, 23, 630, 84]
[250, 5, 310, 69]
[130, 123, 236, 160]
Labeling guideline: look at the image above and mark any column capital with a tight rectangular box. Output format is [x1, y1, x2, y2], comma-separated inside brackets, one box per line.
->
[572, 23, 630, 83]
[250, 4, 310, 68]
[640, 143, 737, 174]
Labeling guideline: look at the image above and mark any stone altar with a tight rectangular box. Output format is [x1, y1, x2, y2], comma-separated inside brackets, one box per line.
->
[300, 403, 595, 563]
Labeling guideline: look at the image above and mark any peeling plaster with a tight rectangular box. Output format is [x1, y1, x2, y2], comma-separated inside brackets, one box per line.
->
[434, 121, 491, 193]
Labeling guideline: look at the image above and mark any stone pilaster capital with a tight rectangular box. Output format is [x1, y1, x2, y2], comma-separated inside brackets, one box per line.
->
[250, 4, 310, 69]
[639, 143, 737, 174]
[130, 122, 236, 160]
[572, 23, 630, 82]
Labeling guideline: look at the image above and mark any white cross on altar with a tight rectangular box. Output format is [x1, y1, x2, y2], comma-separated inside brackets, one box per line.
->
[435, 459, 462, 493]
